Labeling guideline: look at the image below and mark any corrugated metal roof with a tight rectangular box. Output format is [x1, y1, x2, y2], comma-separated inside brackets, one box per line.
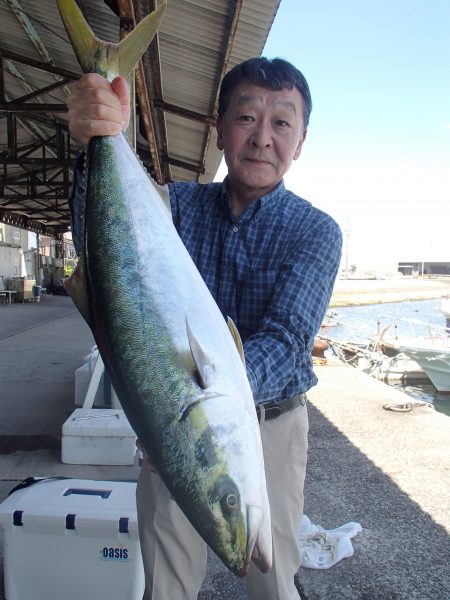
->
[0, 0, 281, 235]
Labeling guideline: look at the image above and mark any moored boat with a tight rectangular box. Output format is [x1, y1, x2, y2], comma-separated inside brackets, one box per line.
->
[321, 336, 429, 385]
[379, 317, 450, 392]
[439, 297, 450, 319]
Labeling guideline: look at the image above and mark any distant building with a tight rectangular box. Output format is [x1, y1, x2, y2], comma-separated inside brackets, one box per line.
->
[0, 224, 75, 288]
[0, 223, 33, 281]
[398, 261, 450, 276]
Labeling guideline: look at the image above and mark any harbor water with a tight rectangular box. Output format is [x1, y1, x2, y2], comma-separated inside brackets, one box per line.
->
[323, 298, 450, 416]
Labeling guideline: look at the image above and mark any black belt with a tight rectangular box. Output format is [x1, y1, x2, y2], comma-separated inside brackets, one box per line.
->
[256, 393, 306, 422]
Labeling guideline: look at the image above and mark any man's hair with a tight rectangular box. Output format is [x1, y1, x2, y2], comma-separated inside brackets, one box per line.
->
[217, 57, 312, 128]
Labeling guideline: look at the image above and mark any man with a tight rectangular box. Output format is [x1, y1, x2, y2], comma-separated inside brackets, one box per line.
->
[67, 57, 342, 599]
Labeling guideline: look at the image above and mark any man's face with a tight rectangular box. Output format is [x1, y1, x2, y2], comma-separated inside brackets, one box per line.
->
[216, 82, 307, 201]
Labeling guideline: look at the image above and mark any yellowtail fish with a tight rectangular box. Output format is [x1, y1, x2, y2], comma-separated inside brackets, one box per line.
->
[57, 0, 272, 576]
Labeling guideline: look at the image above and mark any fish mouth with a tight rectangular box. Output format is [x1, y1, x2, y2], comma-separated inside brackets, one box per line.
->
[238, 504, 272, 576]
[237, 562, 250, 578]
[250, 535, 272, 574]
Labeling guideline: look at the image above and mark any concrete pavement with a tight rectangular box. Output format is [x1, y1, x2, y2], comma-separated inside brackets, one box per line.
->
[0, 296, 449, 599]
[302, 364, 449, 600]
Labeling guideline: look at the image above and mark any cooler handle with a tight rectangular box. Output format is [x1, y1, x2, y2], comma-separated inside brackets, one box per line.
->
[63, 488, 111, 498]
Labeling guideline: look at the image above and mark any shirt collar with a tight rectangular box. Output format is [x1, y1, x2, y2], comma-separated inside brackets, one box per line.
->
[218, 178, 286, 222]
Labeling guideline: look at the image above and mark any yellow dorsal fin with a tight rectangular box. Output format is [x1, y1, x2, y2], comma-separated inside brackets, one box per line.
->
[227, 317, 245, 366]
[56, 0, 166, 80]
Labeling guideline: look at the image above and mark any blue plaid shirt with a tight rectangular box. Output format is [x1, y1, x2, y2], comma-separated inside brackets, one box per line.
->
[70, 153, 342, 404]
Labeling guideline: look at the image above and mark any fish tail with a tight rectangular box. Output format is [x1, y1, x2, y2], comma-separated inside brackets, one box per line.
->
[118, 3, 166, 78]
[56, 0, 166, 79]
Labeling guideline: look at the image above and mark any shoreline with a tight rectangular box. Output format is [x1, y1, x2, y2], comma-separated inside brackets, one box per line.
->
[329, 276, 450, 307]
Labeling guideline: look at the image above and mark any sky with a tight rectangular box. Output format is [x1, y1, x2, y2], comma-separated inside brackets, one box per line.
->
[215, 0, 450, 273]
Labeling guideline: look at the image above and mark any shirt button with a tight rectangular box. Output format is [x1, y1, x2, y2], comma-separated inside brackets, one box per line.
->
[232, 226, 239, 233]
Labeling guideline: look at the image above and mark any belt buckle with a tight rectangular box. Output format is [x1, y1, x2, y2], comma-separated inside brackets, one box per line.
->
[270, 404, 284, 419]
[256, 402, 283, 422]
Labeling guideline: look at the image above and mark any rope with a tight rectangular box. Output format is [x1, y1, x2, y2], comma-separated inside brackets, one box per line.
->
[383, 400, 432, 412]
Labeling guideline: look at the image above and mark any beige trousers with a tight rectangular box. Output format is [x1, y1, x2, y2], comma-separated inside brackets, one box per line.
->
[136, 402, 309, 599]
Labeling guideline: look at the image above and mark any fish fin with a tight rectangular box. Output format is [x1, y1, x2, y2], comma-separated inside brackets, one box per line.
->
[64, 254, 91, 326]
[227, 317, 245, 366]
[118, 3, 166, 78]
[179, 391, 221, 421]
[56, 0, 166, 79]
[56, 0, 104, 75]
[186, 317, 215, 389]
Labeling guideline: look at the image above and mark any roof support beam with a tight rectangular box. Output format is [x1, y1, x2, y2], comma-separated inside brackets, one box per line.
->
[1, 158, 73, 166]
[116, 0, 163, 183]
[135, 60, 163, 182]
[153, 99, 215, 127]
[6, 0, 71, 97]
[7, 114, 17, 158]
[13, 79, 71, 104]
[163, 155, 205, 175]
[3, 180, 68, 188]
[0, 102, 67, 113]
[6, 0, 55, 65]
[0, 5, 83, 299]
[0, 56, 5, 102]
[198, 0, 244, 181]
[135, 0, 169, 182]
[1, 199, 68, 206]
[0, 202, 67, 212]
[0, 50, 73, 181]
[0, 208, 66, 236]
[0, 50, 79, 81]
[3, 113, 72, 139]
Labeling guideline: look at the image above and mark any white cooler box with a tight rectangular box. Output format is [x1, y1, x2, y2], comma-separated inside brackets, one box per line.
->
[62, 408, 137, 465]
[0, 478, 144, 600]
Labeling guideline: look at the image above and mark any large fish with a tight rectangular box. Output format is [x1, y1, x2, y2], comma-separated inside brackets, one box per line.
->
[56, 0, 272, 576]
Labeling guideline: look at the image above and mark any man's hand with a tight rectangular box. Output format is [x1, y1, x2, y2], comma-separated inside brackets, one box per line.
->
[67, 74, 131, 146]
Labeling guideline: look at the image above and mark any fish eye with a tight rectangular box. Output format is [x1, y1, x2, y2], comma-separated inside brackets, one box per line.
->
[212, 475, 241, 518]
[221, 492, 238, 513]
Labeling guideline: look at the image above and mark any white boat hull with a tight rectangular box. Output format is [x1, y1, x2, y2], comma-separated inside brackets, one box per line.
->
[439, 299, 450, 319]
[394, 345, 450, 392]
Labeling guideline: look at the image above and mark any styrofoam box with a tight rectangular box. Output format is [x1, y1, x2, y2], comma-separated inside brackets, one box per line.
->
[62, 409, 137, 465]
[0, 478, 144, 600]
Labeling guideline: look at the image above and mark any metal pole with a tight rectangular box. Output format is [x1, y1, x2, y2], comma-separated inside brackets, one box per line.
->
[36, 232, 40, 284]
